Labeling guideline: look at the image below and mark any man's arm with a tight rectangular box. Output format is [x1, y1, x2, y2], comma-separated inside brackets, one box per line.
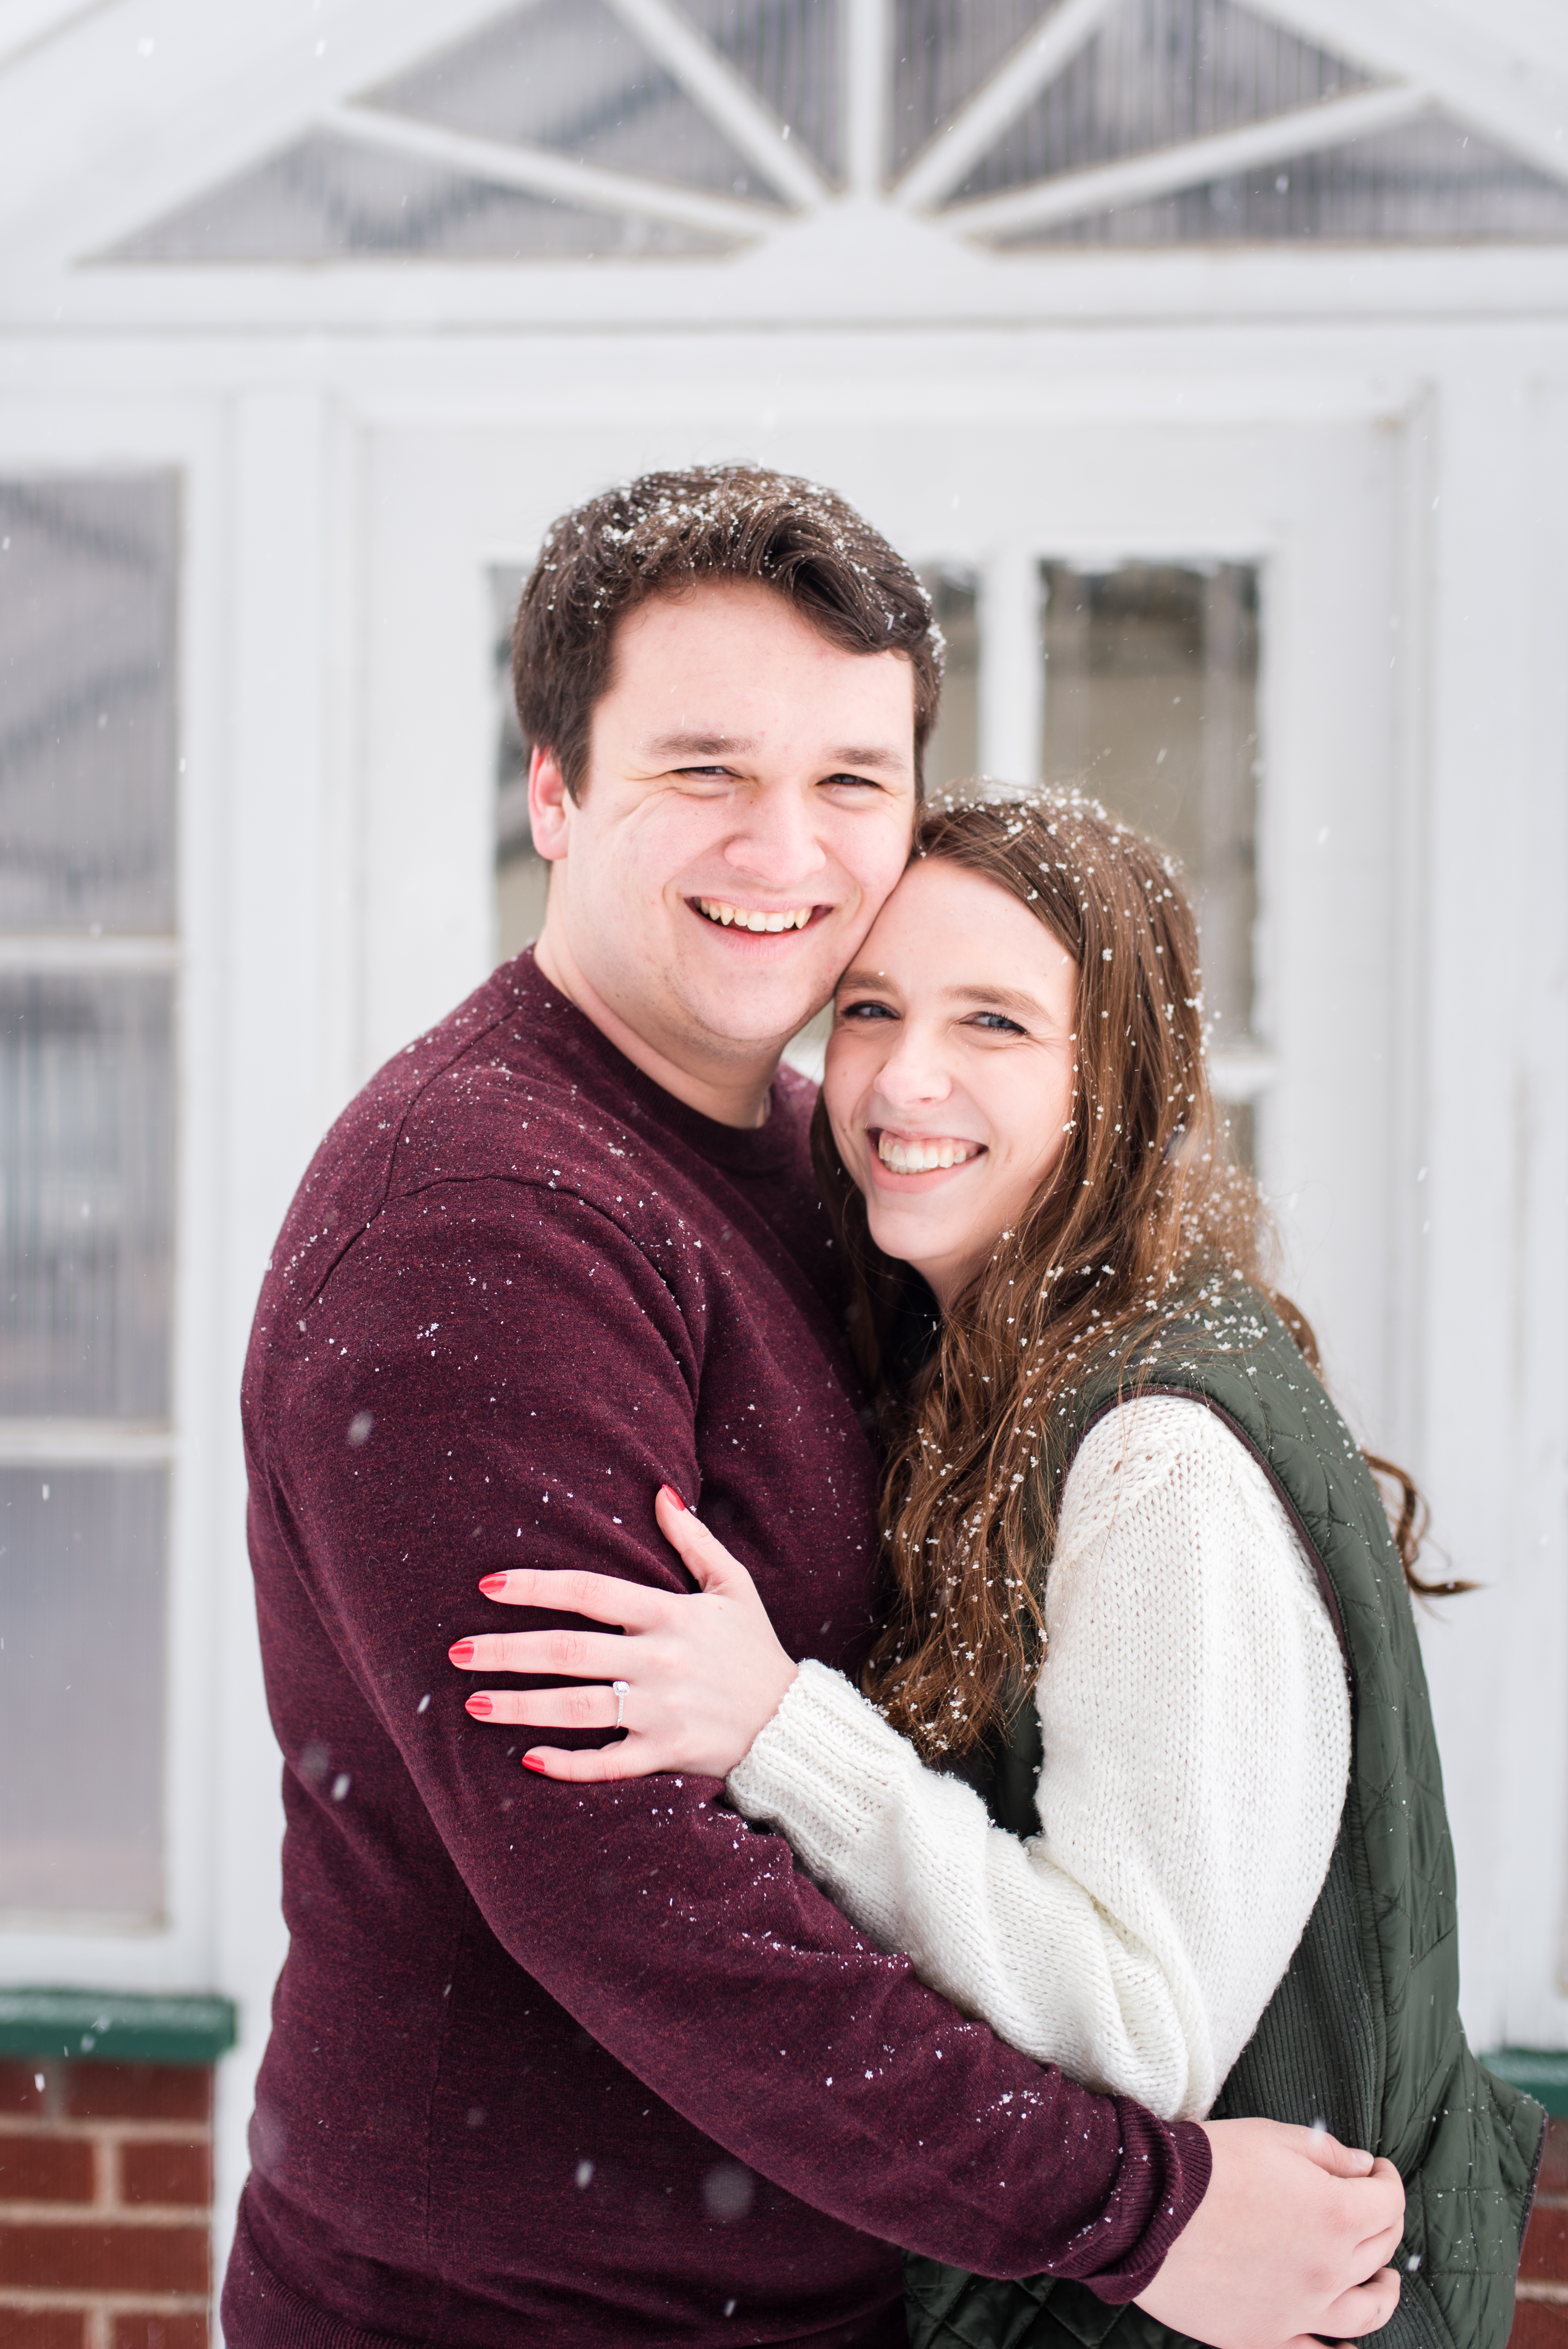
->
[255, 1180, 1199, 2294]
[254, 1180, 1403, 2337]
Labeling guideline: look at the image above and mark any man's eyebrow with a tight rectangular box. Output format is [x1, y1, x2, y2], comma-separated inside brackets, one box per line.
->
[639, 733, 911, 771]
[641, 732, 758, 760]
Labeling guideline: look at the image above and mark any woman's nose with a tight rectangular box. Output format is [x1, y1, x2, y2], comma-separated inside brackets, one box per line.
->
[872, 1028, 953, 1111]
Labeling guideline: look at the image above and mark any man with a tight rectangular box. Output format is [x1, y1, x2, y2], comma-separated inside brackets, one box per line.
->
[225, 467, 1403, 2349]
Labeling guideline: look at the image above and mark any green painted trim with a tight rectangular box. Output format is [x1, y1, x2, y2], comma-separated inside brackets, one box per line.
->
[0, 1989, 237, 2066]
[1484, 2047, 1568, 2117]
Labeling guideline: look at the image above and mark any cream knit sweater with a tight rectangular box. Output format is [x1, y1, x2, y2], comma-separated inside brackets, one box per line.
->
[725, 1395, 1351, 2124]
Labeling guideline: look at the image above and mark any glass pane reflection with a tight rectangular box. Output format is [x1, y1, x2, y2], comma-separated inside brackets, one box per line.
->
[919, 566, 980, 794]
[0, 477, 178, 934]
[0, 1466, 167, 1926]
[0, 975, 175, 1418]
[1041, 561, 1259, 1045]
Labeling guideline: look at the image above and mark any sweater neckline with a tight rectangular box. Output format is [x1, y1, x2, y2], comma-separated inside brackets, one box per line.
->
[492, 948, 806, 1177]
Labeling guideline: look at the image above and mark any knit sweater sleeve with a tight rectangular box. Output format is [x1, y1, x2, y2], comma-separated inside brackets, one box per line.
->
[725, 1394, 1352, 2122]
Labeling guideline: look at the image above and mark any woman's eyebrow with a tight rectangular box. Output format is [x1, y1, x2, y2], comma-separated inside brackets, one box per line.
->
[942, 982, 1051, 1017]
[826, 744, 910, 772]
[833, 975, 1054, 1019]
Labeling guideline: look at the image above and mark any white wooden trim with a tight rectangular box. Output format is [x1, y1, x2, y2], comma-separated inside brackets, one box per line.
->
[603, 0, 828, 212]
[329, 102, 778, 245]
[844, 0, 888, 198]
[8, 243, 1568, 338]
[0, 1421, 175, 1464]
[976, 543, 1043, 786]
[0, 933, 179, 970]
[1210, 1048, 1281, 1100]
[1435, 0, 1568, 83]
[893, 0, 1121, 212]
[943, 83, 1433, 240]
[0, 0, 116, 77]
[1254, 0, 1568, 187]
[3, 0, 1567, 289]
[0, 0, 532, 277]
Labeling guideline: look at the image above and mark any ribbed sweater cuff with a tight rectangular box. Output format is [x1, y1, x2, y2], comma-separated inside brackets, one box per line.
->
[726, 1657, 911, 1885]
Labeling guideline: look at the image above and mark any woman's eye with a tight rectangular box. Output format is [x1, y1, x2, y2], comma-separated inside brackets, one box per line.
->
[971, 1011, 1026, 1035]
[837, 998, 897, 1022]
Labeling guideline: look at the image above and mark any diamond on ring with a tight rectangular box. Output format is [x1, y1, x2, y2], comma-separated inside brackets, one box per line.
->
[612, 1679, 630, 1730]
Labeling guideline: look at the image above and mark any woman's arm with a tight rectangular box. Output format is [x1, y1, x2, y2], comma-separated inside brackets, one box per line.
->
[721, 1398, 1350, 2118]
[450, 1401, 1350, 2121]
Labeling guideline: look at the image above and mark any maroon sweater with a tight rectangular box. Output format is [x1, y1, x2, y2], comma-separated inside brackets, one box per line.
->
[225, 951, 1209, 2349]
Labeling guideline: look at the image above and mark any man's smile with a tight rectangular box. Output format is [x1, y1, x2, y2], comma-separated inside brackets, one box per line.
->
[692, 896, 829, 934]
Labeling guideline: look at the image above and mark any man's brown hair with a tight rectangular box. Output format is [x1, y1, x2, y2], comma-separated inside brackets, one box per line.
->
[511, 464, 942, 799]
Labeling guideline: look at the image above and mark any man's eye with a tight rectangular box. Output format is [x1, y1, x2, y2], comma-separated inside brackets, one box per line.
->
[820, 772, 880, 792]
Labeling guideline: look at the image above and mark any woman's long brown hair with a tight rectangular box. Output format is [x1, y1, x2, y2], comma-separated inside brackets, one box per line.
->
[811, 793, 1462, 1767]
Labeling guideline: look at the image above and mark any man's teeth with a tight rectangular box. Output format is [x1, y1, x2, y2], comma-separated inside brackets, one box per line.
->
[877, 1135, 980, 1174]
[697, 899, 813, 933]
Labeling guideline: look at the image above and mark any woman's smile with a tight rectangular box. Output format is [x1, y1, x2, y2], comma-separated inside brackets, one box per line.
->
[872, 1129, 985, 1177]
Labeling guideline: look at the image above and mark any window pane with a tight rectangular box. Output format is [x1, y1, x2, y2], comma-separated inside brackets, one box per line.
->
[111, 133, 735, 265]
[376, 0, 791, 207]
[954, 0, 1368, 201]
[894, 0, 1055, 179]
[919, 567, 980, 793]
[1000, 111, 1568, 246]
[675, 0, 845, 185]
[0, 477, 178, 934]
[0, 1466, 166, 1926]
[0, 975, 174, 1418]
[1041, 561, 1258, 1043]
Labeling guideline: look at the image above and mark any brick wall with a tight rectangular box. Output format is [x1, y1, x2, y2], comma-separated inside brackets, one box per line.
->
[0, 2059, 211, 2349]
[1515, 2118, 1568, 2349]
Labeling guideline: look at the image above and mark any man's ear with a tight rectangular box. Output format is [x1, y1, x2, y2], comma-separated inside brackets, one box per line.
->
[528, 743, 573, 862]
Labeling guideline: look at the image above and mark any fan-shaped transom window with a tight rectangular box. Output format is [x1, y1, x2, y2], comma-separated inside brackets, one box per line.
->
[105, 0, 1568, 263]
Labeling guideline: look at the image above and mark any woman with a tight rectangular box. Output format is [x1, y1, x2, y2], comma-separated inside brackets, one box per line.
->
[450, 794, 1540, 2349]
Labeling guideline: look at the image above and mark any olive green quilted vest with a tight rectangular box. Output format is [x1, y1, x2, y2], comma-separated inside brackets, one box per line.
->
[906, 1285, 1543, 2349]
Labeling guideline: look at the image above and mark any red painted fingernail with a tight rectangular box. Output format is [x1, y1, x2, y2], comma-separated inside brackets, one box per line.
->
[659, 1484, 687, 1512]
[465, 1694, 493, 1718]
[521, 1754, 547, 1774]
[477, 1574, 508, 1596]
[448, 1640, 476, 1666]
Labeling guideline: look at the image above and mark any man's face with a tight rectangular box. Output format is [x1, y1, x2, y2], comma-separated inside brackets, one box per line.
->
[531, 578, 918, 1071]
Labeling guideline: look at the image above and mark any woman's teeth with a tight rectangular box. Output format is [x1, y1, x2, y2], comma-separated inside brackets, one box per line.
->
[877, 1135, 980, 1173]
[698, 899, 813, 932]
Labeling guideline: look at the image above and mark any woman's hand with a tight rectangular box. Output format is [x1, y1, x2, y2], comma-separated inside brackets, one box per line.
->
[447, 1485, 799, 1781]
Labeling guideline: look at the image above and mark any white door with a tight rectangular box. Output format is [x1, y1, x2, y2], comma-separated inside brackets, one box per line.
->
[356, 387, 1412, 1441]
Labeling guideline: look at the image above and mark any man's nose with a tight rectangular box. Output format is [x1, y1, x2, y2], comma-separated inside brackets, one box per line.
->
[721, 786, 829, 888]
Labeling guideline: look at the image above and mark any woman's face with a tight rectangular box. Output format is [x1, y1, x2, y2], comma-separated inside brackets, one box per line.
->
[823, 857, 1078, 1311]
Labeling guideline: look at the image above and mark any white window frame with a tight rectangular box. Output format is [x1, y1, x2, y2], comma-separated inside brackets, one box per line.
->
[0, 400, 233, 2000]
